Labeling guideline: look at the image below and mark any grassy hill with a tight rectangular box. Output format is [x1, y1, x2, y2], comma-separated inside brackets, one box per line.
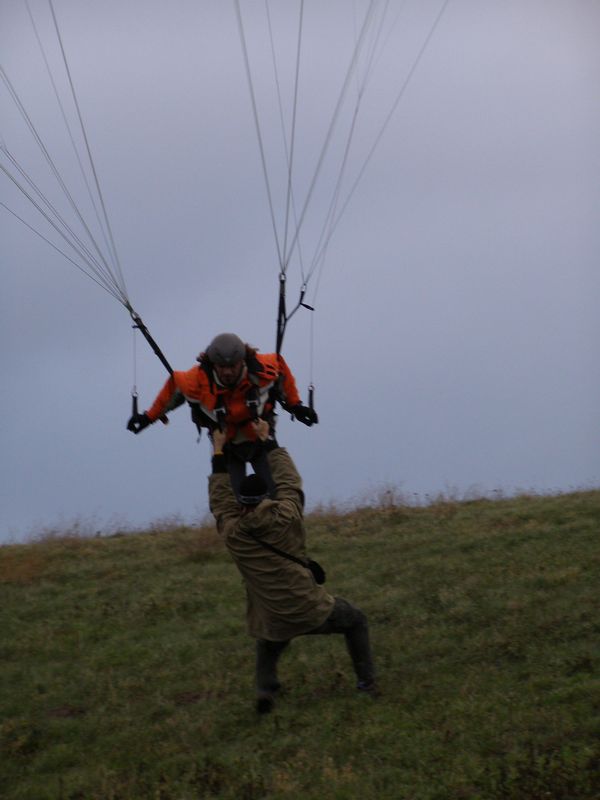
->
[1, 490, 599, 799]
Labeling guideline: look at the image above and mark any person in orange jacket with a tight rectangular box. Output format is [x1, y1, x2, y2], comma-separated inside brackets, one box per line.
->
[127, 332, 318, 496]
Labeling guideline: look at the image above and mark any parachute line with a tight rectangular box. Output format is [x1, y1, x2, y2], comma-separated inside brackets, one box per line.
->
[0, 148, 124, 298]
[304, 2, 394, 288]
[236, 0, 381, 276]
[24, 0, 117, 283]
[0, 1, 133, 309]
[321, 0, 451, 258]
[0, 200, 125, 303]
[0, 138, 128, 305]
[281, 0, 380, 269]
[265, 0, 307, 281]
[47, 0, 128, 301]
[279, 0, 304, 276]
[234, 0, 284, 269]
[0, 66, 118, 287]
[307, 0, 451, 308]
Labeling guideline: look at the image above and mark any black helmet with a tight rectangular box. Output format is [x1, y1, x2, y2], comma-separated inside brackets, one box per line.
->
[238, 473, 269, 506]
[206, 333, 245, 365]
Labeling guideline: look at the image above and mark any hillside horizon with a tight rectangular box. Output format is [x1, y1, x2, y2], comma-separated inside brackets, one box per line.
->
[4, 483, 599, 548]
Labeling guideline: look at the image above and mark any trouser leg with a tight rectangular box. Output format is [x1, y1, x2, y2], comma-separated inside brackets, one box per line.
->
[250, 449, 276, 498]
[226, 444, 275, 499]
[226, 457, 246, 499]
[255, 639, 290, 693]
[305, 597, 375, 686]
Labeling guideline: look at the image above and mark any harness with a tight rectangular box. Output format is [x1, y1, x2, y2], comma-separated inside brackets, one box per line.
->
[198, 353, 279, 433]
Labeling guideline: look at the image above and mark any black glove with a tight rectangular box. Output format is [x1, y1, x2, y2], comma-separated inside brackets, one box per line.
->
[291, 403, 319, 426]
[127, 412, 152, 434]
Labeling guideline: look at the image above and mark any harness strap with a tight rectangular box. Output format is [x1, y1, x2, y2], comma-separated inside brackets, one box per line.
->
[275, 271, 287, 356]
[129, 309, 173, 376]
[129, 307, 205, 436]
[245, 528, 326, 584]
[273, 273, 317, 418]
[214, 394, 228, 432]
[245, 529, 310, 569]
[245, 385, 259, 420]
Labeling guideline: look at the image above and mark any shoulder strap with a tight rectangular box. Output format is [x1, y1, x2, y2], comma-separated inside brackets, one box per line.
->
[197, 356, 216, 393]
[246, 528, 326, 584]
[245, 529, 308, 569]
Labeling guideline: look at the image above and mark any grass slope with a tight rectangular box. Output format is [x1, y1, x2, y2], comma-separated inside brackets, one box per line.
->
[1, 490, 599, 799]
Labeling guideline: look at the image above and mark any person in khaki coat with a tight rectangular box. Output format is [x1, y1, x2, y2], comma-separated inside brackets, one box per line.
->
[209, 420, 376, 713]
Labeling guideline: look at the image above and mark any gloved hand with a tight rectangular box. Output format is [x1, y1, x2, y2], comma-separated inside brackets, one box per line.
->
[127, 412, 152, 434]
[291, 403, 319, 426]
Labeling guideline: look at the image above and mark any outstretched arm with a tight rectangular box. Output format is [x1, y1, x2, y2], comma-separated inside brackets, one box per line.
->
[252, 420, 304, 516]
[146, 374, 186, 422]
[127, 373, 183, 433]
[208, 429, 240, 535]
[268, 448, 305, 515]
[276, 355, 302, 407]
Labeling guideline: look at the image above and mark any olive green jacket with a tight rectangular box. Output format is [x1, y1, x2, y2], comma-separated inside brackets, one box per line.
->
[209, 447, 334, 641]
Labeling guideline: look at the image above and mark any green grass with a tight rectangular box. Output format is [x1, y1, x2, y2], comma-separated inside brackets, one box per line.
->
[1, 490, 599, 799]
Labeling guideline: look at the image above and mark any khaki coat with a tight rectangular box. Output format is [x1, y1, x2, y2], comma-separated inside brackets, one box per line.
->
[209, 448, 334, 641]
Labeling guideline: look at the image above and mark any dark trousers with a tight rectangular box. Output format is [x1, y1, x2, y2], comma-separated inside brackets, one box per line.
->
[226, 444, 276, 499]
[255, 597, 375, 694]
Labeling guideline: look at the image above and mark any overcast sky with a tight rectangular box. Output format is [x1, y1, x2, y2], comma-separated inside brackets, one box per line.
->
[1, 0, 599, 544]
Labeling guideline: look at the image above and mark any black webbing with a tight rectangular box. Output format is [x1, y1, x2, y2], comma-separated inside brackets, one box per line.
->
[246, 529, 310, 569]
[275, 272, 287, 356]
[129, 308, 173, 376]
[275, 272, 312, 356]
[273, 273, 317, 417]
[128, 306, 204, 437]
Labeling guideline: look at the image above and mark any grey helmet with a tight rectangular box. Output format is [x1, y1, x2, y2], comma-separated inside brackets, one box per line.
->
[206, 333, 246, 365]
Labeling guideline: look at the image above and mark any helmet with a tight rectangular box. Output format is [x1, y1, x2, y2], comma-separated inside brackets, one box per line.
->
[238, 473, 269, 505]
[206, 333, 245, 365]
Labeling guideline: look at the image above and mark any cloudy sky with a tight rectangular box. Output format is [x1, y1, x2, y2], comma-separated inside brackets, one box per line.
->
[1, 0, 599, 544]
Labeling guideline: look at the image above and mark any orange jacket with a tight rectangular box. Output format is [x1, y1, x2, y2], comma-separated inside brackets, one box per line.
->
[145, 353, 301, 443]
